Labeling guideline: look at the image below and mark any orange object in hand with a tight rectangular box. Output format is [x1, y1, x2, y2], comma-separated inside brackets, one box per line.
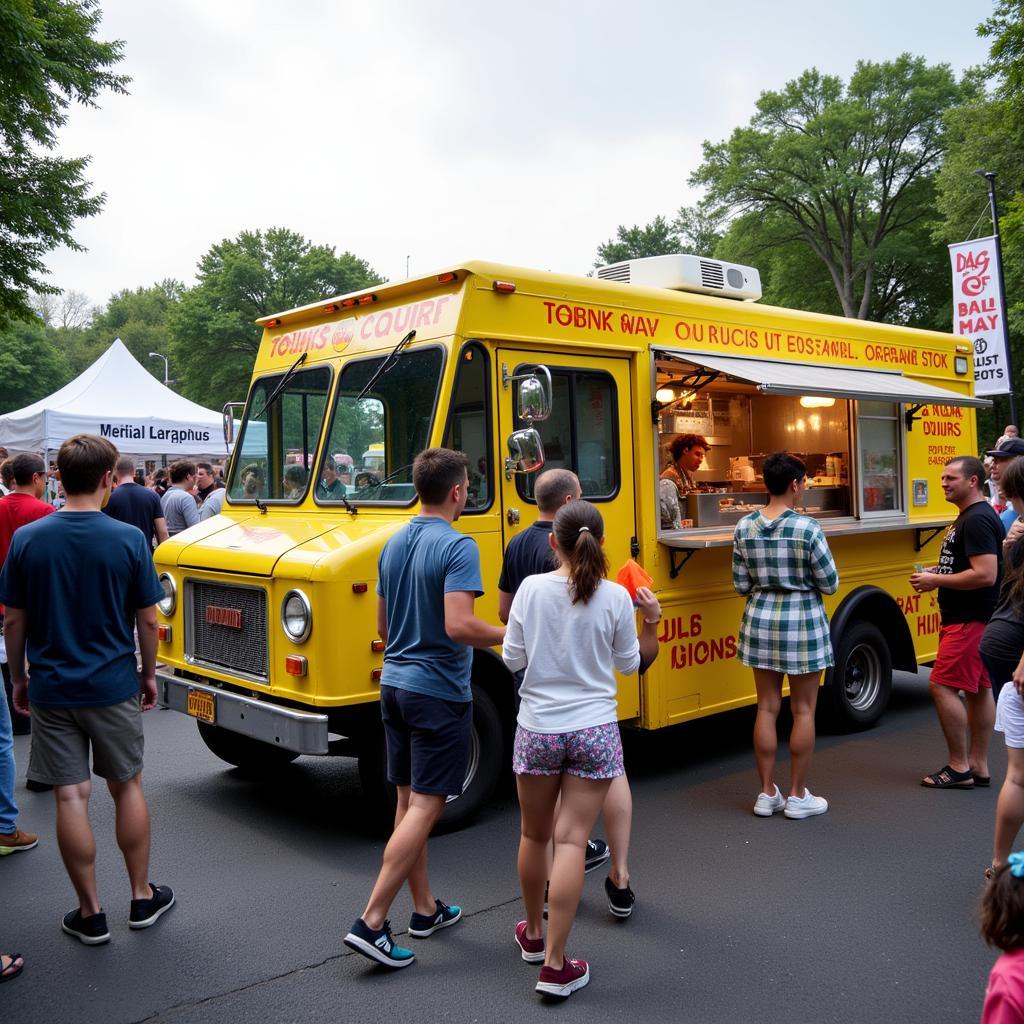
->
[615, 559, 654, 602]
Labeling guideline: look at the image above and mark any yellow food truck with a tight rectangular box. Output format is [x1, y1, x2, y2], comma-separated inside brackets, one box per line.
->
[153, 255, 988, 825]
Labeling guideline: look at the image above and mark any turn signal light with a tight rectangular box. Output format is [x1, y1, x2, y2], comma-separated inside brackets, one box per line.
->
[157, 624, 172, 643]
[493, 280, 516, 294]
[371, 639, 385, 653]
[352, 582, 368, 594]
[285, 655, 307, 677]
[371, 669, 383, 683]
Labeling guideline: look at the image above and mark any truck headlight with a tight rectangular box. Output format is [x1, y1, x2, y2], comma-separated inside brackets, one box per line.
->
[281, 589, 312, 643]
[157, 573, 176, 616]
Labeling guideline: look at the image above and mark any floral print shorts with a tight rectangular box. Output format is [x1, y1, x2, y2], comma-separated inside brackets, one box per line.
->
[512, 722, 624, 780]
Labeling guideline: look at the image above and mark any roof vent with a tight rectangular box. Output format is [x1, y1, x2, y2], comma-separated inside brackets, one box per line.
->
[595, 253, 762, 302]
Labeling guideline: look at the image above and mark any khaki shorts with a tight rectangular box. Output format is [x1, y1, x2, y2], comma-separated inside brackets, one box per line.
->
[28, 697, 144, 786]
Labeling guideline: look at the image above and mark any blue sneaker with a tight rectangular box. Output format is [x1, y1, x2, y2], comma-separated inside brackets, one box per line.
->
[408, 898, 462, 938]
[344, 918, 416, 968]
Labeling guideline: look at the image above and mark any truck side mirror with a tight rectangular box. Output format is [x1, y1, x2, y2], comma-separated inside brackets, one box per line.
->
[517, 370, 552, 423]
[506, 428, 546, 476]
[222, 402, 245, 446]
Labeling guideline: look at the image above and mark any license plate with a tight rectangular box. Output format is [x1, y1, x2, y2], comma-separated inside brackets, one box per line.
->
[186, 688, 216, 724]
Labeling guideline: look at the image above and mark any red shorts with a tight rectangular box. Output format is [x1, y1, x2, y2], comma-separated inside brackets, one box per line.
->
[930, 622, 991, 694]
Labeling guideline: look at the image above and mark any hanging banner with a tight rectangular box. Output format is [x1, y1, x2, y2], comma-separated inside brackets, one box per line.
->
[949, 236, 1010, 396]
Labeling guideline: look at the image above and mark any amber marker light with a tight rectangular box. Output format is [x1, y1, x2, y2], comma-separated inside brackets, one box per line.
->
[493, 280, 516, 294]
[437, 272, 458, 283]
[266, 318, 281, 327]
[324, 303, 339, 313]
[371, 639, 386, 652]
[157, 624, 172, 643]
[357, 294, 377, 305]
[285, 655, 307, 677]
[341, 297, 358, 308]
[352, 582, 368, 594]
[371, 669, 383, 683]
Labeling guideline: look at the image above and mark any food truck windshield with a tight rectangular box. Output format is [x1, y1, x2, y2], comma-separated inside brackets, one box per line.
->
[655, 354, 901, 531]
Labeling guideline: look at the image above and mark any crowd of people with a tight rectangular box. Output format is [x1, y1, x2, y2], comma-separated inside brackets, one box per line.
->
[5, 430, 1024, 1014]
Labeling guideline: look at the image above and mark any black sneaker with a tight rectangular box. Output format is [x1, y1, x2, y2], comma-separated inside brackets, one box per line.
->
[584, 838, 611, 874]
[408, 898, 461, 938]
[605, 876, 635, 919]
[129, 883, 175, 929]
[344, 918, 415, 968]
[62, 909, 110, 945]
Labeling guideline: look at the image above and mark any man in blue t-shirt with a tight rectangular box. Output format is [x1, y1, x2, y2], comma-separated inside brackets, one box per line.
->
[344, 448, 505, 970]
[0, 434, 175, 946]
[105, 456, 169, 548]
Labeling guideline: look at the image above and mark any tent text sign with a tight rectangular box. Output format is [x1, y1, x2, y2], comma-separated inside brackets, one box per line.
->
[948, 236, 1010, 396]
[101, 422, 213, 446]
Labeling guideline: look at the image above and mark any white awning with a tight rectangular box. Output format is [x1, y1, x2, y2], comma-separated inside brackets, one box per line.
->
[655, 348, 990, 408]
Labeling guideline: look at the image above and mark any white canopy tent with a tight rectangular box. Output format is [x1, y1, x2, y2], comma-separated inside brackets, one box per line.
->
[0, 339, 227, 457]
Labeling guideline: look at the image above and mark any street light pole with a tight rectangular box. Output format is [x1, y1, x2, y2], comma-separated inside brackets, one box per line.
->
[976, 170, 1018, 426]
[149, 351, 170, 386]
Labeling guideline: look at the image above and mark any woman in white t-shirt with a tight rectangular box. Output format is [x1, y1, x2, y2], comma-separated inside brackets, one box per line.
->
[502, 499, 660, 999]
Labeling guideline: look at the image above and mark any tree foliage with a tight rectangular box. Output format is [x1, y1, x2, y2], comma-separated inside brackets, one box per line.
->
[168, 228, 383, 409]
[692, 55, 974, 320]
[0, 0, 129, 326]
[0, 318, 70, 413]
[86, 280, 183, 377]
[594, 215, 680, 266]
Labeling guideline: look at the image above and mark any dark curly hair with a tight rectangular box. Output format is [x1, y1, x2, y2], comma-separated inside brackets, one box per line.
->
[981, 862, 1024, 951]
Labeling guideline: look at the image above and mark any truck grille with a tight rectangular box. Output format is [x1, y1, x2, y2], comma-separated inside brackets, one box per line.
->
[187, 580, 268, 680]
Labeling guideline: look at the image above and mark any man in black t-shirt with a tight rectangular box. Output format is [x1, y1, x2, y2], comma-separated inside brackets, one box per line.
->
[911, 456, 1002, 789]
[105, 457, 169, 549]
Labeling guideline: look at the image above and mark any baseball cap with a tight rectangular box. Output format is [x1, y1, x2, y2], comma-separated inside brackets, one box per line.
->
[986, 438, 1024, 458]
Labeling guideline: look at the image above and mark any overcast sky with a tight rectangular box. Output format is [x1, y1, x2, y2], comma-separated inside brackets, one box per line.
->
[46, 0, 995, 308]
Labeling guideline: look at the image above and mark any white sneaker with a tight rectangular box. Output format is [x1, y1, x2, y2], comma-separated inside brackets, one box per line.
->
[784, 789, 828, 819]
[753, 784, 786, 817]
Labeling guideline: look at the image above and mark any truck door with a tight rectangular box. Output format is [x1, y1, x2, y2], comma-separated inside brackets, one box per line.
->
[496, 349, 640, 720]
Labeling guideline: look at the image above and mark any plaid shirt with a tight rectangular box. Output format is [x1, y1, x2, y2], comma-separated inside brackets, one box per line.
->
[732, 509, 839, 674]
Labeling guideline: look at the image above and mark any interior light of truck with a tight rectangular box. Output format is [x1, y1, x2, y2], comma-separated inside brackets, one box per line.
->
[799, 396, 836, 408]
[352, 583, 368, 593]
[281, 589, 312, 643]
[285, 655, 307, 677]
[371, 639, 385, 652]
[437, 272, 458, 283]
[955, 356, 969, 374]
[157, 573, 176, 616]
[656, 387, 675, 403]
[157, 624, 172, 643]
[492, 280, 516, 294]
[371, 669, 383, 683]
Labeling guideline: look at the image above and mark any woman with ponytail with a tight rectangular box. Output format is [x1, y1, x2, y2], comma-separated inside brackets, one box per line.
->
[503, 500, 661, 999]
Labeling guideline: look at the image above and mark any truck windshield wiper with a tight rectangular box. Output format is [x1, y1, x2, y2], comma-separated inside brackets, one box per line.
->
[253, 352, 308, 420]
[356, 331, 415, 402]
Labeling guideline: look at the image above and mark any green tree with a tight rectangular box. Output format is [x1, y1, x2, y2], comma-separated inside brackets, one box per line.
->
[672, 201, 725, 257]
[168, 228, 384, 409]
[692, 55, 974, 320]
[85, 280, 183, 378]
[594, 215, 680, 267]
[0, 318, 71, 413]
[0, 0, 129, 325]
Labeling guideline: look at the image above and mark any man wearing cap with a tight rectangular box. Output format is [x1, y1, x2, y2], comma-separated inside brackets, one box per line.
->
[986, 438, 1024, 535]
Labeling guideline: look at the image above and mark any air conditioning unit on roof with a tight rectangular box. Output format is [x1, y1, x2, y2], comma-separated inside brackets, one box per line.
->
[595, 253, 762, 302]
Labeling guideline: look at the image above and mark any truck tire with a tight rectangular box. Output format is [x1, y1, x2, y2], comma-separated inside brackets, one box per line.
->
[196, 720, 300, 769]
[357, 684, 504, 831]
[820, 620, 892, 731]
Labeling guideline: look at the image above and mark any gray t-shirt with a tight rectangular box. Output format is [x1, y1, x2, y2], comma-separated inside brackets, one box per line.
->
[161, 486, 200, 536]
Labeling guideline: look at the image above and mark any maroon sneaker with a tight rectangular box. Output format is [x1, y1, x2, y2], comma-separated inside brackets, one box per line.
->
[535, 956, 589, 998]
[514, 921, 545, 963]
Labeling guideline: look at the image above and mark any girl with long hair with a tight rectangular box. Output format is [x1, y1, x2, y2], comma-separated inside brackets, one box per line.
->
[503, 500, 661, 999]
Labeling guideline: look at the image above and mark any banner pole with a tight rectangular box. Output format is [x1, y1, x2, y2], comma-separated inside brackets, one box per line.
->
[980, 170, 1018, 427]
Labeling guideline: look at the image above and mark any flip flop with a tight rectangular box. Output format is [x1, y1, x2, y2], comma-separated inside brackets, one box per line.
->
[921, 765, 975, 789]
[973, 773, 992, 787]
[0, 953, 24, 983]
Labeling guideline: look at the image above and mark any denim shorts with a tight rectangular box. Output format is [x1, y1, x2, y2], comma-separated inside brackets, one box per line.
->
[512, 722, 624, 780]
[380, 685, 472, 797]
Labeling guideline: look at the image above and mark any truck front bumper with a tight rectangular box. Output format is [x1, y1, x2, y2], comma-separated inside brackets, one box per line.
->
[157, 672, 330, 755]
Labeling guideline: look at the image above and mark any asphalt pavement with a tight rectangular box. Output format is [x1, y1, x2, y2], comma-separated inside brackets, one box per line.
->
[1, 671, 1007, 1024]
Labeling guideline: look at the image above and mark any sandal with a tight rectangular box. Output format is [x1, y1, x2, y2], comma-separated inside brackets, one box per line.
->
[0, 953, 24, 983]
[973, 772, 992, 787]
[921, 765, 975, 789]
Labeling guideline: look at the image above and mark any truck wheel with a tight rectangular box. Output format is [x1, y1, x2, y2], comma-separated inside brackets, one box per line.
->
[357, 684, 504, 831]
[196, 721, 300, 769]
[820, 620, 892, 731]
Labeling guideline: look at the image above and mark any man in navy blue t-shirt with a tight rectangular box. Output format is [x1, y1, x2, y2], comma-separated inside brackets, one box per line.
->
[344, 448, 505, 969]
[105, 456, 169, 548]
[0, 434, 174, 946]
